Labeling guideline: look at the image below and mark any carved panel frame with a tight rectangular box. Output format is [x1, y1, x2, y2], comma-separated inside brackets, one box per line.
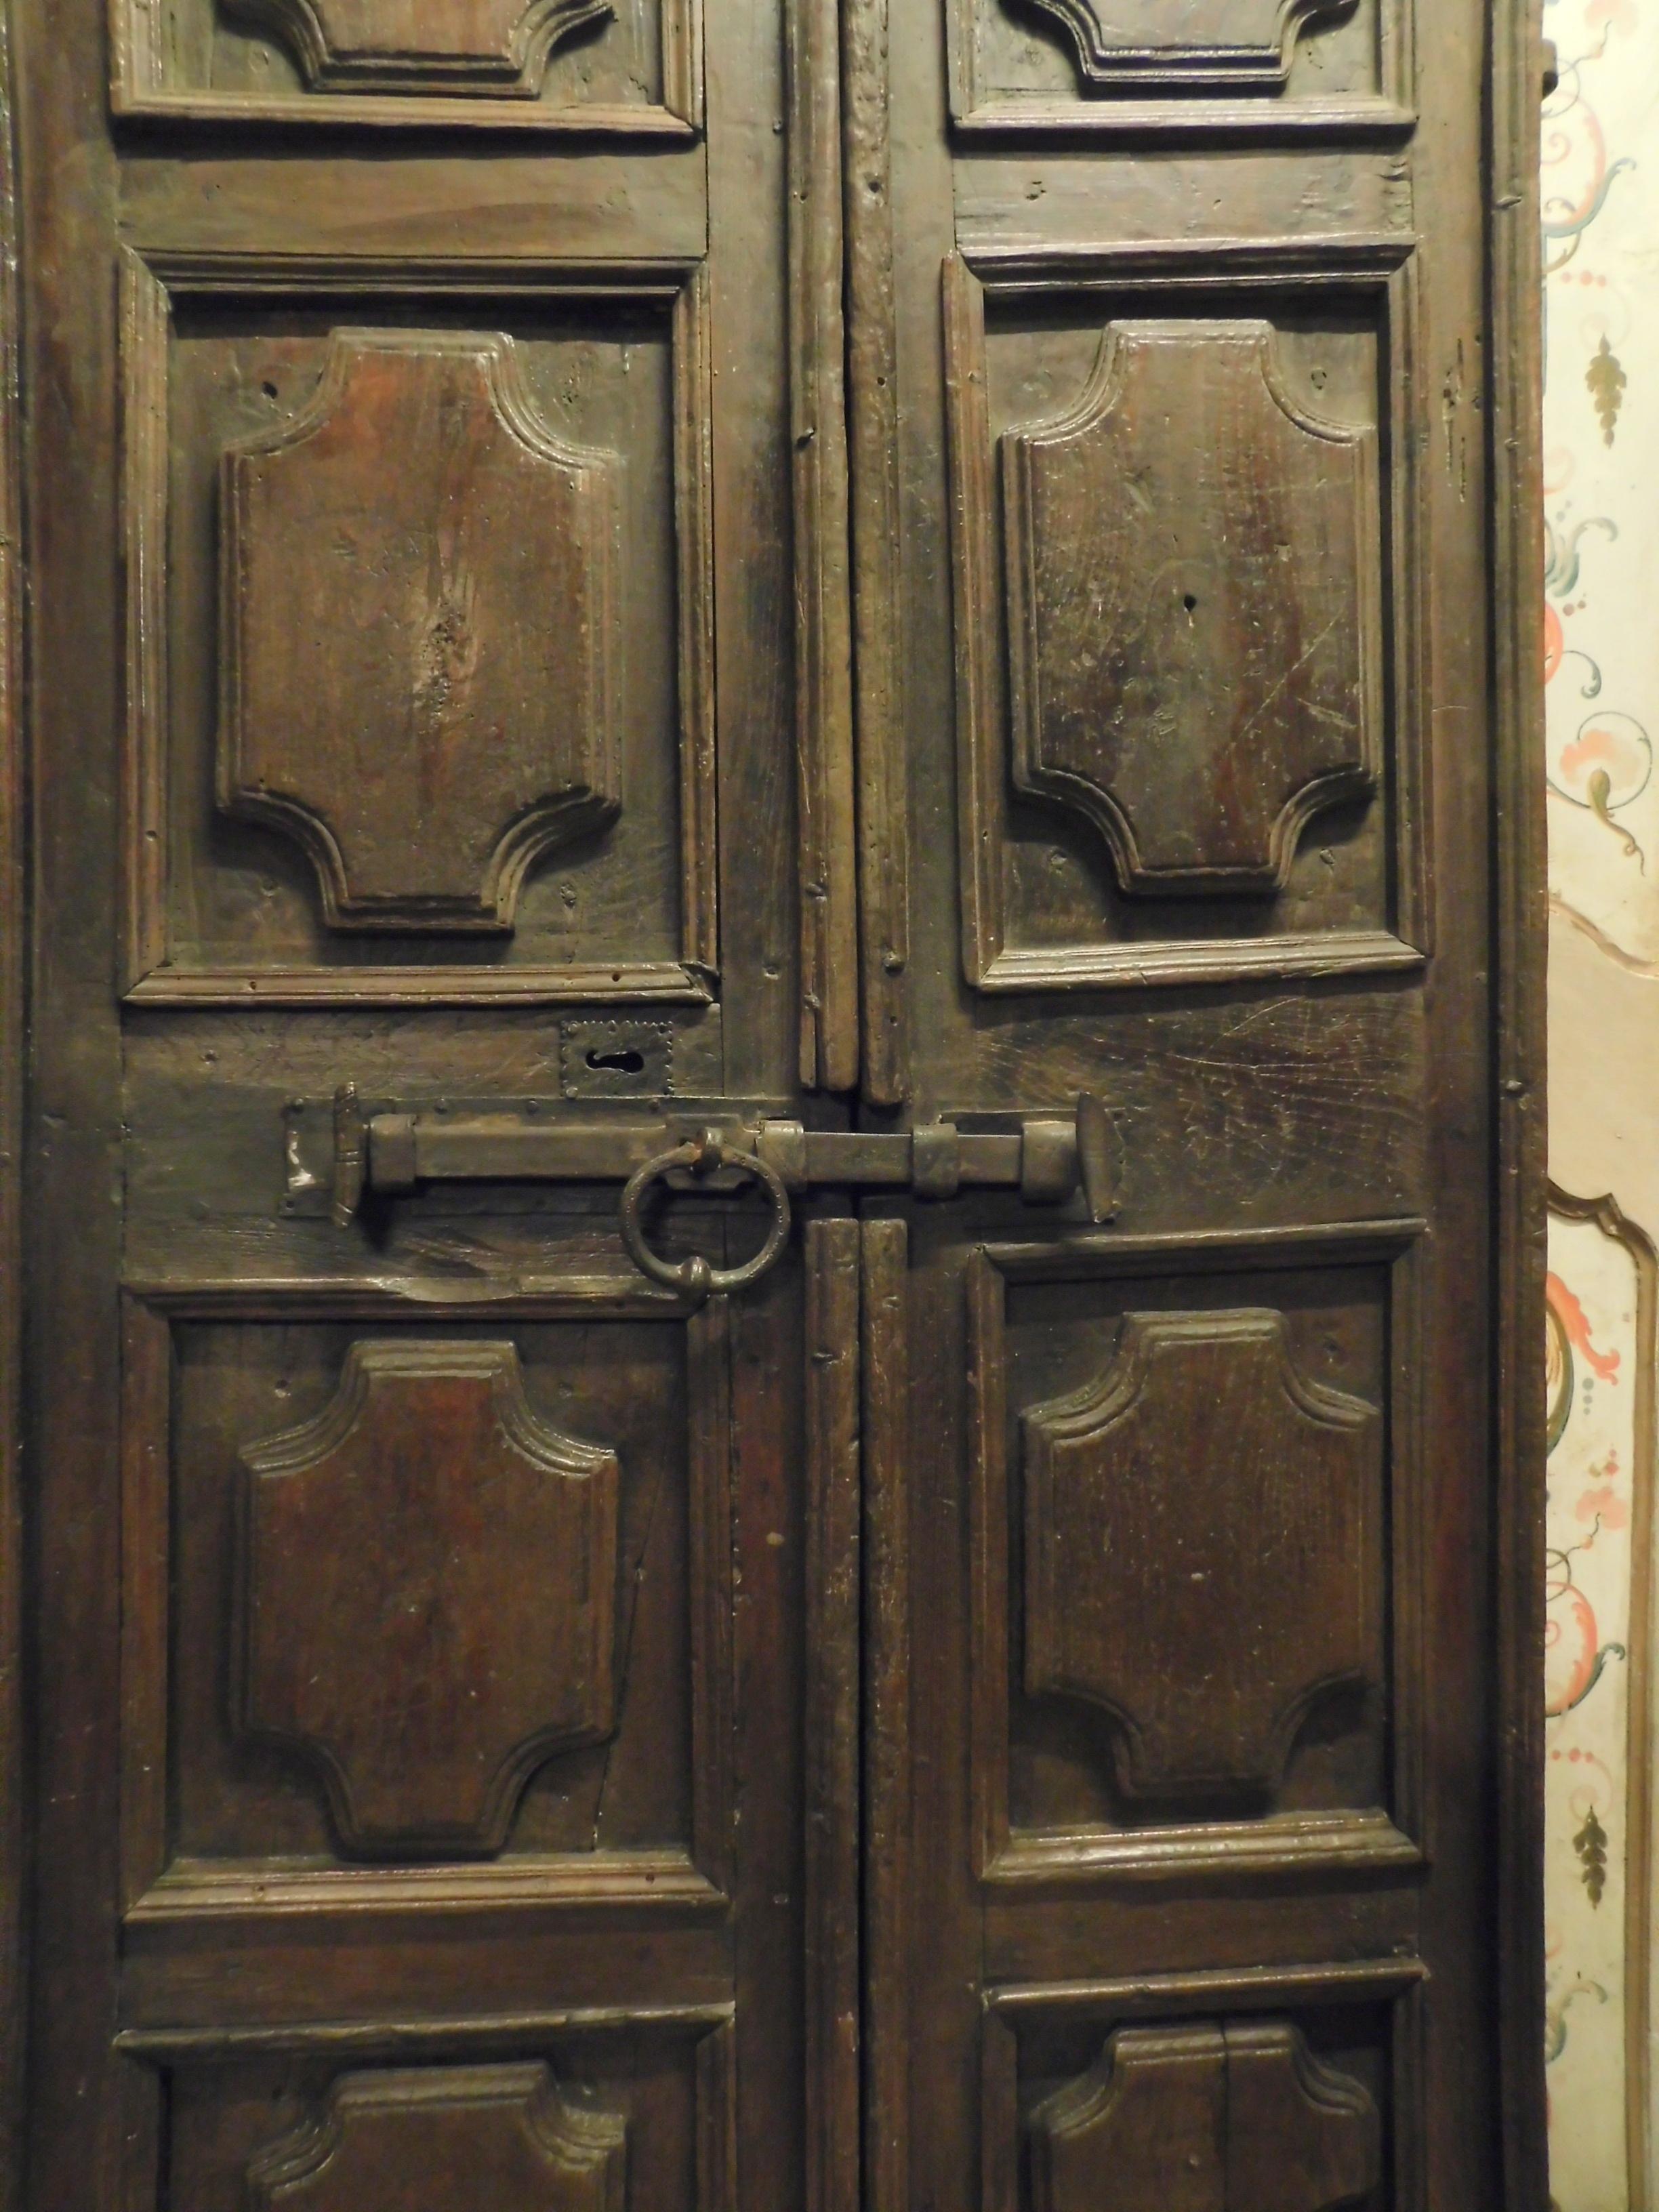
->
[115, 2010, 737, 2212]
[945, 0, 1413, 136]
[118, 1278, 737, 1923]
[966, 1220, 1427, 1885]
[121, 249, 718, 1007]
[978, 1959, 1426, 2212]
[242, 2060, 630, 2208]
[110, 0, 703, 135]
[945, 236, 1429, 994]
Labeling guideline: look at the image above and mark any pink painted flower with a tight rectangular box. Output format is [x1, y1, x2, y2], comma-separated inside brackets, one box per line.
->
[1589, 0, 1637, 36]
[1576, 1482, 1629, 1531]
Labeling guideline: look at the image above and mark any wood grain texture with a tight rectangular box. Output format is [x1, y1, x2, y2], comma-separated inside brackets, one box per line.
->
[986, 1956, 1427, 2018]
[804, 1221, 861, 2212]
[237, 1340, 620, 1859]
[221, 329, 620, 935]
[1002, 321, 1380, 899]
[944, 0, 1413, 132]
[788, 0, 859, 1091]
[1030, 2023, 1228, 2212]
[120, 2012, 740, 2203]
[1222, 2022, 1381, 2209]
[219, 0, 613, 96]
[945, 239, 1428, 994]
[842, 0, 908, 1105]
[245, 2064, 627, 2209]
[1022, 1309, 1379, 1804]
[965, 1227, 1420, 1889]
[20, 0, 807, 2184]
[111, 0, 703, 129]
[0, 8, 22, 2196]
[121, 252, 718, 1004]
[119, 1282, 743, 1917]
[1489, 6, 1550, 2207]
[11, 0, 1547, 2194]
[1029, 2022, 1380, 2212]
[860, 1221, 909, 2212]
[117, 2001, 735, 2061]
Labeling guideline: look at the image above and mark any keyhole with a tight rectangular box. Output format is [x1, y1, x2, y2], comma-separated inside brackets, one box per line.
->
[587, 1047, 646, 1076]
[1183, 592, 1198, 613]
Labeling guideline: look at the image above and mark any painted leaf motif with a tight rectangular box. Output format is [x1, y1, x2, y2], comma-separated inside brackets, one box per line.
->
[1586, 335, 1627, 446]
[1574, 1803, 1610, 1907]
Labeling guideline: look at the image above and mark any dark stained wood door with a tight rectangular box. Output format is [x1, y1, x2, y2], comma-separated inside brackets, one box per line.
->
[12, 0, 863, 2202]
[3, 0, 1543, 2205]
[846, 2, 1544, 2209]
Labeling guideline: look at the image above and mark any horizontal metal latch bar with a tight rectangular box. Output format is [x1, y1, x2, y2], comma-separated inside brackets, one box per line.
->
[322, 1087, 1119, 1228]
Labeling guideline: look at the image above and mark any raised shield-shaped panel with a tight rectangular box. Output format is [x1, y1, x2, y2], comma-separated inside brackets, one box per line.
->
[945, 245, 1424, 992]
[1028, 2022, 1380, 2212]
[1023, 1309, 1378, 1803]
[967, 1240, 1416, 1885]
[221, 0, 613, 96]
[237, 1340, 620, 1858]
[221, 330, 620, 935]
[1002, 321, 1380, 899]
[120, 1296, 739, 1920]
[247, 2066, 627, 2211]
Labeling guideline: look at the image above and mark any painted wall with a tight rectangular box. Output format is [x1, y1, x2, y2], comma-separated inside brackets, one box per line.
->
[1544, 3, 1659, 2203]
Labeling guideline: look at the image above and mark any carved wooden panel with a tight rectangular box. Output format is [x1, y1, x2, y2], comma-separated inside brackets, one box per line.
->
[945, 243, 1426, 992]
[943, 0, 1408, 132]
[111, 0, 701, 130]
[1029, 2022, 1379, 2212]
[1223, 2023, 1382, 2211]
[247, 2064, 627, 2209]
[237, 1340, 620, 1859]
[1010, 0, 1351, 91]
[1031, 2024, 1227, 2211]
[122, 253, 718, 1004]
[221, 329, 620, 935]
[220, 0, 612, 97]
[1002, 321, 1379, 899]
[1023, 1309, 1378, 1803]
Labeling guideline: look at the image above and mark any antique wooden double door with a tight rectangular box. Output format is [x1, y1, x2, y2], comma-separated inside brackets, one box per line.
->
[8, 0, 1544, 2202]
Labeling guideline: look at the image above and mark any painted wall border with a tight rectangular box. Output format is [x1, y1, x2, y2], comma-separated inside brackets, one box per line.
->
[1547, 1185, 1659, 2207]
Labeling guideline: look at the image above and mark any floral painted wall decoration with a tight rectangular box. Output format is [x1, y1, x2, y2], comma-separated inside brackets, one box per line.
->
[1544, 0, 1659, 962]
[1544, 3, 1659, 2205]
[1544, 1201, 1650, 2209]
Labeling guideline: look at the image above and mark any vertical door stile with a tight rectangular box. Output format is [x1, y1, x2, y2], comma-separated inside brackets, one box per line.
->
[803, 1218, 863, 2212]
[787, 0, 859, 1094]
[860, 1218, 911, 2212]
[0, 4, 22, 2200]
[842, 0, 909, 1108]
[1490, 1, 1549, 2203]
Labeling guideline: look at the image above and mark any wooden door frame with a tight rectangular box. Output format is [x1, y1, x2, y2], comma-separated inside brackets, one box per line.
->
[0, 0, 1547, 2203]
[1490, 0, 1550, 2203]
[0, 4, 24, 2205]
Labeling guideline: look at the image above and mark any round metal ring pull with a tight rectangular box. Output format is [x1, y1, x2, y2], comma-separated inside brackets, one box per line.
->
[619, 1128, 793, 1304]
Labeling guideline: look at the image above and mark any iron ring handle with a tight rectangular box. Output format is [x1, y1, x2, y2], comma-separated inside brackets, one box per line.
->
[619, 1130, 794, 1304]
